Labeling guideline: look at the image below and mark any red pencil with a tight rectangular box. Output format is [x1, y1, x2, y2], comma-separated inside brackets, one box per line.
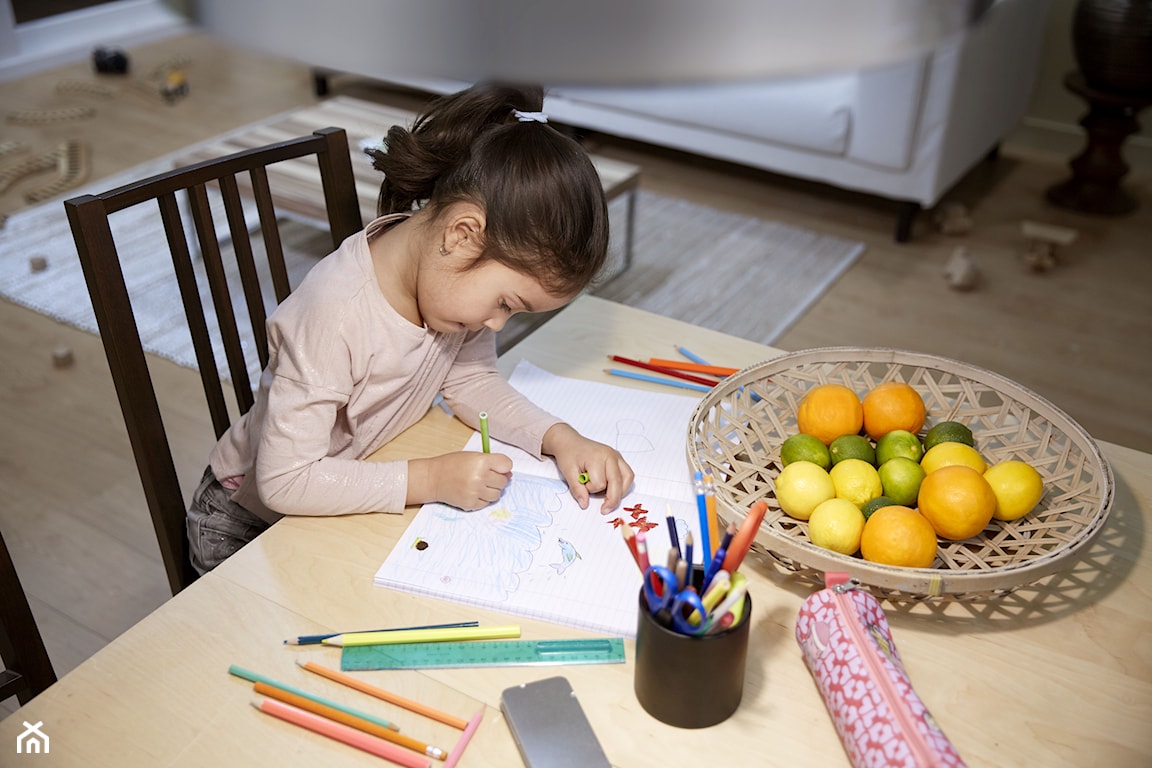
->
[621, 525, 642, 571]
[720, 500, 768, 575]
[608, 355, 719, 387]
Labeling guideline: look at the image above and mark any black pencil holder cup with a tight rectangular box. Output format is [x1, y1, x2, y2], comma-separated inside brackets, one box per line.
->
[633, 565, 751, 728]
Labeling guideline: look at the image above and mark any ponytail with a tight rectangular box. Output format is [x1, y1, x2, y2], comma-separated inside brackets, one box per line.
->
[366, 83, 609, 296]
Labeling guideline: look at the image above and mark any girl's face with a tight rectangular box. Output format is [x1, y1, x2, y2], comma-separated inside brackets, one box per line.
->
[417, 255, 575, 335]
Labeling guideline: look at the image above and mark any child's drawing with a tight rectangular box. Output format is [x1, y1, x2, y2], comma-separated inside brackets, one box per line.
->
[549, 538, 581, 575]
[383, 474, 567, 603]
[615, 418, 655, 454]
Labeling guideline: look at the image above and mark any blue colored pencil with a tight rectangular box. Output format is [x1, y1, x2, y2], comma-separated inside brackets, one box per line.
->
[285, 621, 479, 646]
[665, 504, 682, 560]
[693, 471, 712, 567]
[603, 368, 712, 393]
[676, 345, 712, 365]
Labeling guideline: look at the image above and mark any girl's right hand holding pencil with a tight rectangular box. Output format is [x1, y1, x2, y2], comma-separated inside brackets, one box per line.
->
[406, 452, 513, 511]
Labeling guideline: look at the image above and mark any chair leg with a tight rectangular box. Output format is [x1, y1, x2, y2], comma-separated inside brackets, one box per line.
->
[0, 531, 56, 704]
[895, 201, 921, 243]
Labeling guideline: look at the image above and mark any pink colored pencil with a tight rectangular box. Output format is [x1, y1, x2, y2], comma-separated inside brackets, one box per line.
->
[252, 697, 431, 768]
[443, 708, 484, 768]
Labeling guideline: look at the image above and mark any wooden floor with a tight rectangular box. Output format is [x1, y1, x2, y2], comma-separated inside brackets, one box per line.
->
[2, 31, 1149, 715]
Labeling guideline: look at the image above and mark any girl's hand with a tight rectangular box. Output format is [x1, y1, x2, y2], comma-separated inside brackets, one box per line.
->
[542, 422, 635, 514]
[407, 452, 513, 511]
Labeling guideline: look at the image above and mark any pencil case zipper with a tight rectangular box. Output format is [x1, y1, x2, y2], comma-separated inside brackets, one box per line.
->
[831, 580, 939, 768]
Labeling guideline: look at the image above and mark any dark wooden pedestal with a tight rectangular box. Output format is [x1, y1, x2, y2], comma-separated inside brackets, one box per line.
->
[1047, 73, 1152, 215]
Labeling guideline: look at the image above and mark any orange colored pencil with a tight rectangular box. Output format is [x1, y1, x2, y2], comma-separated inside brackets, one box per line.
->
[647, 358, 740, 377]
[297, 661, 469, 730]
[252, 697, 432, 768]
[720, 500, 768, 575]
[254, 682, 446, 760]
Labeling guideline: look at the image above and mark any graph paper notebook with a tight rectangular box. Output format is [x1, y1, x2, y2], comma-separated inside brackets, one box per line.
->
[373, 360, 706, 638]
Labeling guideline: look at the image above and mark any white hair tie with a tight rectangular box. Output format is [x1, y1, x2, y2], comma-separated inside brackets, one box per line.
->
[512, 109, 548, 124]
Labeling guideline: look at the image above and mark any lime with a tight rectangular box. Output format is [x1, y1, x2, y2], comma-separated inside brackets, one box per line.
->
[923, 420, 975, 452]
[775, 461, 836, 521]
[860, 495, 898, 520]
[829, 434, 876, 466]
[780, 433, 832, 470]
[875, 429, 924, 465]
[984, 460, 1044, 521]
[921, 442, 987, 475]
[877, 456, 927, 506]
[808, 498, 866, 555]
[828, 458, 883, 508]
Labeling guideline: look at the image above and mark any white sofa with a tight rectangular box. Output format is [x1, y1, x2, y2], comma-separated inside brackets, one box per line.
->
[201, 0, 1049, 242]
[557, 1, 1049, 240]
[358, 0, 1047, 242]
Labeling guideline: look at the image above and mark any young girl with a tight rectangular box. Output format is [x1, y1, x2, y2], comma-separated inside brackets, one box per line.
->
[187, 83, 635, 574]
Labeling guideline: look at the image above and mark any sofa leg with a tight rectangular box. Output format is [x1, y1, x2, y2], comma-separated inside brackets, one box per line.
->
[895, 201, 921, 243]
[312, 68, 331, 97]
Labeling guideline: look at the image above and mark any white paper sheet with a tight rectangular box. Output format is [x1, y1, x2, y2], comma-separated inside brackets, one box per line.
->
[373, 361, 707, 637]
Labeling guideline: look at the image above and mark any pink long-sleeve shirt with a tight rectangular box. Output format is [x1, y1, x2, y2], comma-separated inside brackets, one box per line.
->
[210, 214, 561, 524]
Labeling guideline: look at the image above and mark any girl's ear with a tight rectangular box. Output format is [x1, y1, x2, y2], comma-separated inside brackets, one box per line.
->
[443, 202, 486, 254]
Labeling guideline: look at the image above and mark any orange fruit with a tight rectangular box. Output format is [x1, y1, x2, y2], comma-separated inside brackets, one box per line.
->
[860, 505, 937, 568]
[917, 465, 997, 540]
[796, 384, 863, 446]
[861, 382, 927, 440]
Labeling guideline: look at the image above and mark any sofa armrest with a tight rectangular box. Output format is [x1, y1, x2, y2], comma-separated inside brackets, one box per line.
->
[846, 58, 930, 169]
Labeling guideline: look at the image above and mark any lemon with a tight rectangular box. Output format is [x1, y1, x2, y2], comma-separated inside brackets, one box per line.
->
[828, 459, 883, 508]
[877, 456, 926, 506]
[920, 442, 987, 475]
[780, 433, 832, 470]
[860, 495, 897, 520]
[875, 429, 924, 465]
[923, 420, 975, 452]
[829, 434, 876, 466]
[984, 460, 1045, 521]
[775, 461, 836, 521]
[808, 498, 866, 555]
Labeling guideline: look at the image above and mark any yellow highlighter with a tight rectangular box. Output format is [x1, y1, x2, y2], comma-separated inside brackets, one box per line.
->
[322, 624, 521, 647]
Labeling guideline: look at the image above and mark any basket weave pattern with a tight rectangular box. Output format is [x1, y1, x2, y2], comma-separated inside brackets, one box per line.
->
[687, 348, 1115, 600]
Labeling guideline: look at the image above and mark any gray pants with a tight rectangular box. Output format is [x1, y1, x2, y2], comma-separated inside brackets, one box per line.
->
[186, 466, 270, 574]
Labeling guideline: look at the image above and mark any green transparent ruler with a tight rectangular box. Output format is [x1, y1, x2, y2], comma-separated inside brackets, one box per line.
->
[340, 638, 625, 671]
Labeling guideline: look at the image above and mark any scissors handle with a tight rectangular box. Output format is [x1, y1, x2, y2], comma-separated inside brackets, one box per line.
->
[643, 566, 709, 636]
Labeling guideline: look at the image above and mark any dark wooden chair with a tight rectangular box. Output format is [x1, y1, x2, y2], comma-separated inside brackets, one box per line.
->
[64, 127, 362, 595]
[0, 528, 56, 705]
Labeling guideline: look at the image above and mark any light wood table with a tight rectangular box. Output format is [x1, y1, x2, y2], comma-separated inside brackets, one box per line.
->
[2, 296, 1150, 767]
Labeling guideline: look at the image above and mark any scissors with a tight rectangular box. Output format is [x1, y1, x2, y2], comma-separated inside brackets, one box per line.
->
[643, 565, 709, 636]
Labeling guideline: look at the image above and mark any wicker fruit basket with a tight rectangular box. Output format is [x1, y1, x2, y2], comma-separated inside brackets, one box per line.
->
[686, 347, 1115, 600]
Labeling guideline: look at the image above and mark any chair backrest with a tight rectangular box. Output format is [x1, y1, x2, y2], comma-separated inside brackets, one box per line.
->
[64, 127, 362, 595]
[0, 528, 56, 705]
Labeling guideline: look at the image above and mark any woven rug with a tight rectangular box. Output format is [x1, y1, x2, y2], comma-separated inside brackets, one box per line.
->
[0, 99, 865, 380]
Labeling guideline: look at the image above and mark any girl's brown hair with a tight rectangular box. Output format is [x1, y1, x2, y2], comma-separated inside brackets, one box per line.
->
[366, 83, 609, 297]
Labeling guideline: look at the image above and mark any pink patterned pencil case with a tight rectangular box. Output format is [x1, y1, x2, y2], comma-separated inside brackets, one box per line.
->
[795, 574, 966, 768]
